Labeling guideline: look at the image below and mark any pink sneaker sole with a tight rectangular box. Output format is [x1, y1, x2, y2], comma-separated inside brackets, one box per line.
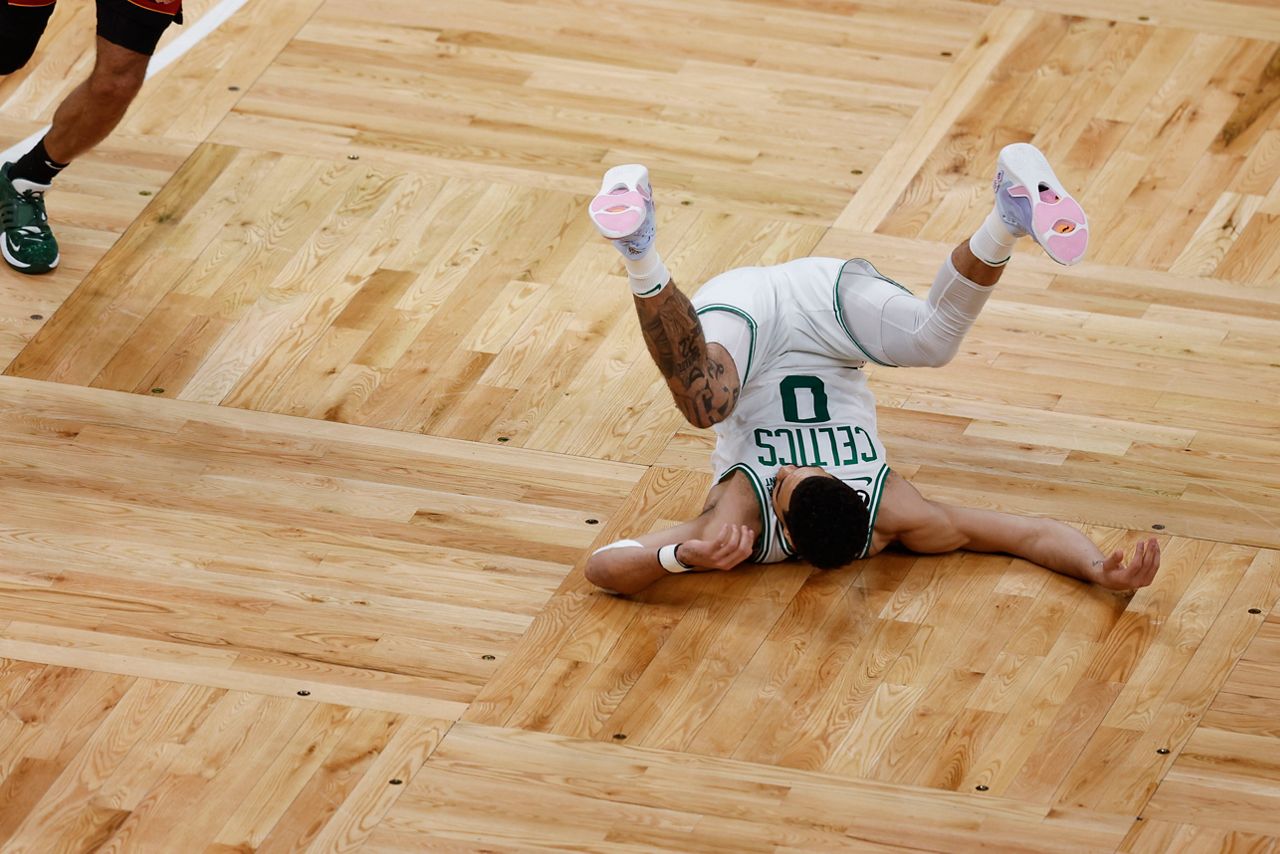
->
[589, 164, 652, 239]
[998, 143, 1088, 266]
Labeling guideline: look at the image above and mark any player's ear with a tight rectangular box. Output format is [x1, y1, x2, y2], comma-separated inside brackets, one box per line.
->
[776, 509, 793, 543]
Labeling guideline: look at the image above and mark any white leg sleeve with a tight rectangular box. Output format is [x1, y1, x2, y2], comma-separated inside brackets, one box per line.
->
[838, 256, 993, 368]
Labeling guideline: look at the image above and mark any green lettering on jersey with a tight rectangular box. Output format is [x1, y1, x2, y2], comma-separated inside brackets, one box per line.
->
[819, 427, 840, 466]
[754, 429, 778, 466]
[837, 426, 858, 465]
[783, 429, 800, 466]
[755, 425, 875, 470]
[804, 428, 830, 466]
[854, 426, 879, 462]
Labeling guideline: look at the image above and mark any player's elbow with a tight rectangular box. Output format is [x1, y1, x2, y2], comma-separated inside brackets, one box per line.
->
[584, 554, 615, 590]
[584, 553, 641, 595]
[676, 399, 731, 429]
[684, 411, 723, 429]
[923, 343, 960, 367]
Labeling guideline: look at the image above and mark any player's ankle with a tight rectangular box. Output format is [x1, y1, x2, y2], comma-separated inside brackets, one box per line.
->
[968, 208, 1018, 267]
[627, 250, 670, 298]
[10, 138, 67, 187]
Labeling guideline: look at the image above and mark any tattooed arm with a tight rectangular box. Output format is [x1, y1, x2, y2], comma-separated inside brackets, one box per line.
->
[635, 281, 741, 428]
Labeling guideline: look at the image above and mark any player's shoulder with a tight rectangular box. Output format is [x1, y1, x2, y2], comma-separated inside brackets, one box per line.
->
[705, 469, 768, 526]
[868, 471, 942, 552]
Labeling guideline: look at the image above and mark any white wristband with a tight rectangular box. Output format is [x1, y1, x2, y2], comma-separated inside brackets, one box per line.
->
[658, 543, 695, 573]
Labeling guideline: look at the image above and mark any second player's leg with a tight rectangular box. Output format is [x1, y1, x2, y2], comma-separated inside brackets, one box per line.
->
[2, 0, 180, 275]
[43, 0, 182, 162]
[42, 37, 149, 164]
[0, 35, 148, 275]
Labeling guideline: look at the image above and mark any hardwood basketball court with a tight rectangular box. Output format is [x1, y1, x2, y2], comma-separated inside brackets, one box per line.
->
[1, 0, 1278, 850]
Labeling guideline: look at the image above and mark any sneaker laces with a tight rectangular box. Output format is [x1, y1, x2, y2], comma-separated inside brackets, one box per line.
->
[2, 189, 50, 238]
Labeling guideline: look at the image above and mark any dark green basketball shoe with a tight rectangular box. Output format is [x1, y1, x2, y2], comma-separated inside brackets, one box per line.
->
[0, 162, 60, 275]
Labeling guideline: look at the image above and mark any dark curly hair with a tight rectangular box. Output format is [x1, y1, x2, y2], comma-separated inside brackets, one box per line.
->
[784, 476, 870, 569]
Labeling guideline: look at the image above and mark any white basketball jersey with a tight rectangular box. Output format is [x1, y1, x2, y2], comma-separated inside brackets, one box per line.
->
[693, 257, 895, 564]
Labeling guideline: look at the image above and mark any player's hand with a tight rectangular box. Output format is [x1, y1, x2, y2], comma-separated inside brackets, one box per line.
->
[1093, 537, 1161, 590]
[677, 523, 756, 572]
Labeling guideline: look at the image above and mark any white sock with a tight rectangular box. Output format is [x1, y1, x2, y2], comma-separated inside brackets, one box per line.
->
[625, 249, 670, 298]
[968, 208, 1020, 267]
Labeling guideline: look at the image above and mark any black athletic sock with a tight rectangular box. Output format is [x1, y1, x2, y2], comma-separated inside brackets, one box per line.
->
[10, 138, 69, 186]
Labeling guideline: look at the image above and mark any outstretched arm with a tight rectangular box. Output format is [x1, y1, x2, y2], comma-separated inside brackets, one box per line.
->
[876, 474, 1161, 590]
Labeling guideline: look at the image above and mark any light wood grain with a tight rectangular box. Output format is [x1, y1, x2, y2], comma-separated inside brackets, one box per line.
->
[2, 0, 1279, 849]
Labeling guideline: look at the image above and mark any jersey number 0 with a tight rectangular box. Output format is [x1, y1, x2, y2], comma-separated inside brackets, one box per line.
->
[780, 375, 830, 423]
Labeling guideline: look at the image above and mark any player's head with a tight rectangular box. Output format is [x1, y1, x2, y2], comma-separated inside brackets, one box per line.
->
[773, 465, 870, 569]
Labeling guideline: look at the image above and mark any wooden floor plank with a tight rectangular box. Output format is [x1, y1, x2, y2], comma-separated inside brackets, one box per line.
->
[0, 376, 640, 720]
[2, 0, 1279, 849]
[372, 722, 1134, 853]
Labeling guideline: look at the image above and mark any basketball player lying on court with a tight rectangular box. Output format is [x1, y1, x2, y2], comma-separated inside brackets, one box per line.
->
[583, 144, 1161, 596]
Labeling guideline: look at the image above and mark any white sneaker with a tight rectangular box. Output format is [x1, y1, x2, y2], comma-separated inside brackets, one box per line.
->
[588, 164, 656, 259]
[993, 143, 1088, 266]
